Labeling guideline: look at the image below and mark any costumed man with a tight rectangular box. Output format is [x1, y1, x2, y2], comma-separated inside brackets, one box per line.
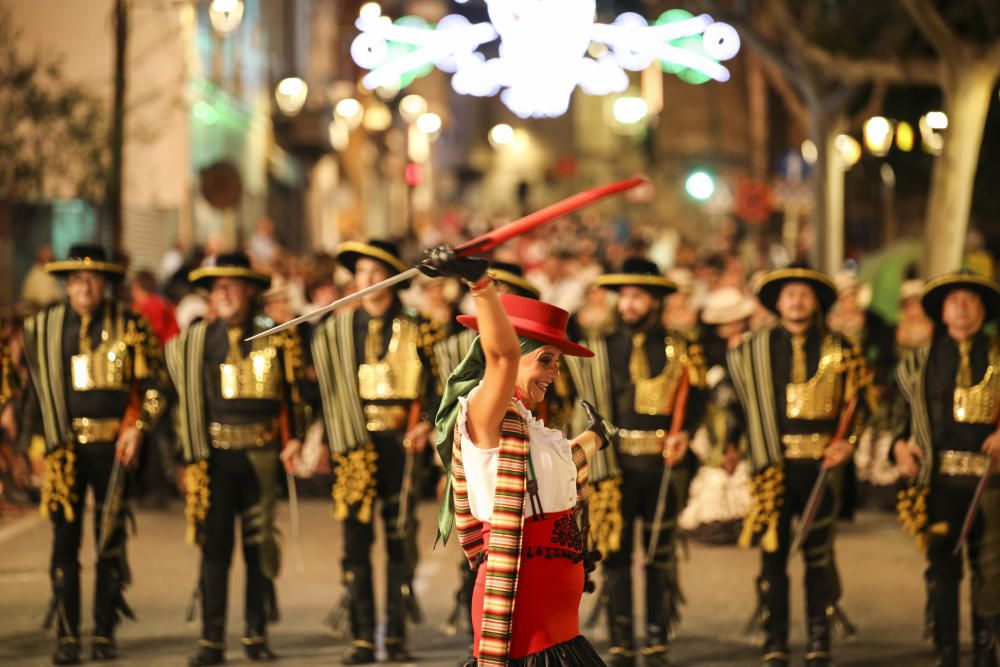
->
[566, 258, 706, 667]
[433, 262, 544, 644]
[20, 244, 168, 665]
[166, 253, 307, 666]
[311, 240, 437, 664]
[893, 272, 1000, 667]
[728, 267, 869, 667]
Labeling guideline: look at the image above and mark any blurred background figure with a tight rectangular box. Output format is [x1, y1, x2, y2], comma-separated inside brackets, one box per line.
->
[20, 245, 62, 309]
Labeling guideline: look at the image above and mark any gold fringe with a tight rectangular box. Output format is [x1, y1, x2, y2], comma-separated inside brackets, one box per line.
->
[588, 478, 623, 555]
[739, 465, 784, 552]
[896, 486, 947, 551]
[331, 441, 378, 523]
[184, 461, 210, 545]
[40, 446, 77, 522]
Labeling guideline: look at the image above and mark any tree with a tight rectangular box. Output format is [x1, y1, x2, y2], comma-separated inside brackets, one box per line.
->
[726, 0, 1000, 276]
[0, 3, 109, 202]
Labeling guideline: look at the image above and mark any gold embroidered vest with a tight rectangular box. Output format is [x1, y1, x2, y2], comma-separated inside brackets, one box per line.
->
[358, 318, 424, 401]
[785, 335, 845, 420]
[71, 311, 132, 392]
[631, 333, 687, 416]
[953, 340, 1000, 424]
[219, 328, 283, 400]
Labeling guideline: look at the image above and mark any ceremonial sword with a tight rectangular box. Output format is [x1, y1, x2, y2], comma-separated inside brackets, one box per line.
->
[789, 394, 860, 556]
[246, 177, 648, 342]
[645, 368, 691, 566]
[97, 456, 125, 556]
[287, 471, 305, 573]
[952, 412, 1000, 556]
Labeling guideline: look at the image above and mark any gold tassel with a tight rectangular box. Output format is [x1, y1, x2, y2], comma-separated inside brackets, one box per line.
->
[184, 461, 210, 546]
[40, 446, 77, 522]
[331, 442, 378, 523]
[740, 465, 784, 552]
[587, 478, 623, 555]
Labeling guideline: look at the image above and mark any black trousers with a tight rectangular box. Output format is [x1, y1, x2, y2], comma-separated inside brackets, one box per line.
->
[926, 475, 1000, 649]
[760, 460, 842, 649]
[199, 448, 279, 644]
[604, 454, 688, 653]
[49, 442, 129, 640]
[340, 433, 419, 646]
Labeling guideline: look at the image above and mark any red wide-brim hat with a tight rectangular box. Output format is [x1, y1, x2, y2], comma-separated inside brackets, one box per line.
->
[457, 294, 594, 358]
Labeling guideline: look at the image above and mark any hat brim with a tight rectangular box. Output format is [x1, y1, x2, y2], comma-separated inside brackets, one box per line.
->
[596, 274, 677, 297]
[46, 260, 126, 280]
[337, 242, 409, 274]
[756, 268, 837, 314]
[189, 266, 271, 291]
[489, 269, 540, 299]
[921, 274, 1000, 323]
[456, 314, 594, 358]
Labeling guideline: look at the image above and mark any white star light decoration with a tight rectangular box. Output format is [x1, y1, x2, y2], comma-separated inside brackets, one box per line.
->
[350, 1, 741, 119]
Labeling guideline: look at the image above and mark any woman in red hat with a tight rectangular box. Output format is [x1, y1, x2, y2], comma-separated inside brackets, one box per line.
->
[422, 247, 608, 667]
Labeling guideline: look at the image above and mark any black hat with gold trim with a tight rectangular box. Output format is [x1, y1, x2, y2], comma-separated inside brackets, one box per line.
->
[337, 239, 411, 284]
[45, 244, 126, 280]
[756, 265, 837, 314]
[489, 262, 540, 299]
[189, 252, 271, 290]
[595, 257, 676, 297]
[921, 270, 1000, 323]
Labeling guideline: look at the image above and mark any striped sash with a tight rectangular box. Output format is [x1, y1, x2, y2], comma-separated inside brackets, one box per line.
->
[895, 344, 933, 486]
[23, 304, 72, 451]
[311, 312, 369, 455]
[165, 320, 211, 462]
[452, 400, 590, 666]
[563, 335, 621, 482]
[727, 329, 784, 472]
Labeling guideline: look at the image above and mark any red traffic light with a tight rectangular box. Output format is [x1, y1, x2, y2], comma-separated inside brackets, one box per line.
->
[405, 162, 424, 186]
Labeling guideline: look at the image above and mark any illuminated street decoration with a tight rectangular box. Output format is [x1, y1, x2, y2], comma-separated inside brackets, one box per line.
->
[351, 2, 740, 119]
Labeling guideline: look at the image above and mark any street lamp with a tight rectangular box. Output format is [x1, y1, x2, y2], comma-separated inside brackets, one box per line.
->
[275, 76, 308, 116]
[334, 97, 364, 128]
[209, 0, 244, 35]
[685, 171, 715, 201]
[399, 94, 428, 123]
[863, 116, 893, 157]
[489, 123, 514, 147]
[834, 134, 862, 169]
[415, 111, 442, 135]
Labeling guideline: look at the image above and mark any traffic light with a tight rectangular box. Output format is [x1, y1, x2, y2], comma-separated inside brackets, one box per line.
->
[685, 170, 715, 201]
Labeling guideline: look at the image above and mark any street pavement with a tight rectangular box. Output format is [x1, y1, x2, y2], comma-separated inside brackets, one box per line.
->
[0, 498, 961, 666]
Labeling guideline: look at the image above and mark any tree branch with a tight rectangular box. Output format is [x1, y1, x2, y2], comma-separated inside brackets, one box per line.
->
[768, 0, 940, 85]
[757, 57, 808, 128]
[849, 82, 888, 131]
[899, 0, 959, 58]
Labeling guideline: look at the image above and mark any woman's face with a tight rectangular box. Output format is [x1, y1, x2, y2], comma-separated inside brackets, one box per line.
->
[516, 344, 562, 405]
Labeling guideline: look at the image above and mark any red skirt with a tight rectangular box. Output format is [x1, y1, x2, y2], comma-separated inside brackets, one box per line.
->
[472, 509, 584, 659]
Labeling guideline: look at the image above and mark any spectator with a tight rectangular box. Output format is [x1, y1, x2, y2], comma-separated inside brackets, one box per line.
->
[20, 245, 62, 308]
[130, 270, 179, 344]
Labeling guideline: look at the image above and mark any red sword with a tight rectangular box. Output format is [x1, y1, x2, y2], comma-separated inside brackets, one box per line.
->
[247, 177, 647, 341]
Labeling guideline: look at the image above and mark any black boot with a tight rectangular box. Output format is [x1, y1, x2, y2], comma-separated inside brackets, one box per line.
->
[242, 634, 277, 661]
[804, 614, 832, 667]
[342, 640, 377, 665]
[188, 640, 226, 666]
[90, 636, 118, 661]
[759, 573, 789, 667]
[342, 565, 376, 665]
[934, 643, 959, 667]
[643, 566, 678, 667]
[52, 638, 82, 666]
[605, 567, 635, 667]
[974, 614, 999, 667]
[386, 561, 415, 662]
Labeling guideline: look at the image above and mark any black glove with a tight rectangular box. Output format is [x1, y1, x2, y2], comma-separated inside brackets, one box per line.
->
[417, 245, 488, 283]
[581, 400, 613, 451]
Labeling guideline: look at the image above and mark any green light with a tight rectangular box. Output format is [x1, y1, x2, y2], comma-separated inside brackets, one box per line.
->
[685, 171, 715, 200]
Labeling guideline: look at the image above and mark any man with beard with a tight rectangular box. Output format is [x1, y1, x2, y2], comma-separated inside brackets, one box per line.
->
[309, 240, 438, 664]
[728, 267, 868, 667]
[894, 271, 1000, 667]
[166, 252, 308, 665]
[565, 258, 706, 667]
[21, 244, 168, 664]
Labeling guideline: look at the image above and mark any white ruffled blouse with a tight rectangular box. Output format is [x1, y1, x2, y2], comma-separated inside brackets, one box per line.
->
[457, 386, 578, 523]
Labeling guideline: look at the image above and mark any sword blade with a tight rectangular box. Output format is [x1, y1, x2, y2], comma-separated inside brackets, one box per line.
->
[790, 467, 828, 555]
[287, 471, 305, 573]
[397, 449, 415, 534]
[246, 268, 421, 342]
[954, 466, 992, 556]
[97, 457, 124, 556]
[645, 464, 673, 565]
